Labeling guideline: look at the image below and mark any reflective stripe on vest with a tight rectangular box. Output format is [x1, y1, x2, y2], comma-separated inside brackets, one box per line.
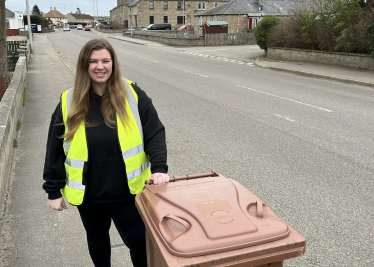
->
[61, 79, 151, 205]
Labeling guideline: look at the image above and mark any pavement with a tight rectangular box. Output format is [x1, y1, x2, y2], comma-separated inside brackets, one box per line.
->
[1, 30, 374, 267]
[92, 29, 374, 88]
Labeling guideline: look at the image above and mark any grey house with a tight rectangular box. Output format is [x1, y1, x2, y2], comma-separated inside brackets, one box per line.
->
[194, 0, 291, 33]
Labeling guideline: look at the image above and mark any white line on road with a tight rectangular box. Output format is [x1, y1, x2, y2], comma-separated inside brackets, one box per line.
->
[137, 56, 158, 63]
[118, 50, 131, 54]
[172, 66, 208, 77]
[236, 85, 333, 113]
[273, 114, 296, 122]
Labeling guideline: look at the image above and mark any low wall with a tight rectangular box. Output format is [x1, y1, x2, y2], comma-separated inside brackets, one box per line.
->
[0, 56, 27, 215]
[267, 48, 374, 70]
[123, 31, 256, 46]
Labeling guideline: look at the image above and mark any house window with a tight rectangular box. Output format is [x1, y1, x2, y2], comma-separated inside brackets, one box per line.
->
[177, 16, 185, 24]
[177, 2, 185, 10]
[134, 15, 137, 27]
[149, 1, 154, 9]
[214, 2, 218, 7]
[6, 20, 10, 29]
[164, 16, 168, 23]
[198, 2, 206, 10]
[150, 16, 154, 24]
[163, 1, 168, 9]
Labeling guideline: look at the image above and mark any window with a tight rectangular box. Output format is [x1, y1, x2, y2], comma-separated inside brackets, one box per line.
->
[214, 2, 218, 7]
[6, 20, 10, 29]
[177, 1, 185, 10]
[198, 2, 206, 10]
[150, 16, 154, 24]
[163, 1, 168, 9]
[134, 15, 137, 27]
[177, 16, 185, 24]
[164, 16, 168, 23]
[149, 1, 154, 9]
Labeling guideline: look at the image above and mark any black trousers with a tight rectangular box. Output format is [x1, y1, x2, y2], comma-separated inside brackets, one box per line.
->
[77, 198, 147, 267]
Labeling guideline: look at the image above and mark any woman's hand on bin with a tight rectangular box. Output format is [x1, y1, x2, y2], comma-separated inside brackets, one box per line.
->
[48, 197, 68, 211]
[150, 173, 170, 185]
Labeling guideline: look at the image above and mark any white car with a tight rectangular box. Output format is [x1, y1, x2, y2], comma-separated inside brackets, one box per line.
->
[77, 24, 83, 30]
[63, 24, 70, 31]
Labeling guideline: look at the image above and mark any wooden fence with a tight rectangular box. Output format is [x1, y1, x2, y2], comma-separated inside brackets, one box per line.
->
[7, 41, 27, 51]
[205, 33, 256, 46]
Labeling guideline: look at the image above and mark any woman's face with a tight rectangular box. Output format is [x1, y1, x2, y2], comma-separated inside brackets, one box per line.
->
[88, 49, 113, 87]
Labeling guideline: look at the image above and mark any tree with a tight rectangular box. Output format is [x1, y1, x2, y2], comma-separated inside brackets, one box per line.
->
[23, 15, 49, 28]
[32, 4, 42, 16]
[254, 17, 280, 51]
[76, 8, 82, 14]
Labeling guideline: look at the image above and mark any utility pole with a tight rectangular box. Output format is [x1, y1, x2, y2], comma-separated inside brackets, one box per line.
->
[92, 1, 95, 28]
[25, 0, 33, 53]
[95, 0, 99, 23]
[0, 0, 7, 82]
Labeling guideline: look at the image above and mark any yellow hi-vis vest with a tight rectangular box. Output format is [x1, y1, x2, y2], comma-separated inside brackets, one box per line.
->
[60, 79, 151, 205]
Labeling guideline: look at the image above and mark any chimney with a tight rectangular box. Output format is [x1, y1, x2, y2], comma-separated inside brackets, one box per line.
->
[54, 6, 56, 10]
[50, 6, 53, 11]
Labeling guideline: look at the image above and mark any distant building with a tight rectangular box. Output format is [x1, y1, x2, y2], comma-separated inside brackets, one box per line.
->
[5, 8, 24, 29]
[195, 0, 291, 33]
[66, 13, 95, 25]
[110, 0, 229, 30]
[43, 6, 67, 26]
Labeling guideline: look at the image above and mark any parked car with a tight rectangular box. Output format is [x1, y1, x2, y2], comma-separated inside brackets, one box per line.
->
[142, 23, 171, 31]
[84, 26, 91, 31]
[178, 24, 194, 33]
[77, 24, 83, 30]
[63, 23, 70, 31]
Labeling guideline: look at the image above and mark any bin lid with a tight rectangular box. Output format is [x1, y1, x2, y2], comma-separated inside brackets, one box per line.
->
[138, 174, 290, 257]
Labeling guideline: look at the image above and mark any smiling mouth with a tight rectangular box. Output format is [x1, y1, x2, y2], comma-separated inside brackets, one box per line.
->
[95, 72, 106, 75]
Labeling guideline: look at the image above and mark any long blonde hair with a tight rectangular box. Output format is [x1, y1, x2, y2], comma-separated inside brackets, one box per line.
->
[64, 39, 128, 141]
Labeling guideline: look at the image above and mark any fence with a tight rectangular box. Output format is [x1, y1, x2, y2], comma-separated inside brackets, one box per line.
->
[206, 33, 256, 46]
[7, 40, 27, 51]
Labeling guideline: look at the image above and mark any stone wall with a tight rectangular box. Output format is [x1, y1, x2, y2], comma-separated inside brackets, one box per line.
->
[267, 48, 374, 71]
[0, 56, 27, 212]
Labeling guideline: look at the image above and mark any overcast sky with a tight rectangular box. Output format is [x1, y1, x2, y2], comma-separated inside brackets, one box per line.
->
[6, 0, 117, 17]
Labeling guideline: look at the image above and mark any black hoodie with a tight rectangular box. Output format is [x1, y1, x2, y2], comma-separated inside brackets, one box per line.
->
[42, 83, 167, 203]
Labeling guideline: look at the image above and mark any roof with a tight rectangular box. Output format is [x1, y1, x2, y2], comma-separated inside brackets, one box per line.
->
[5, 8, 15, 17]
[43, 10, 65, 18]
[68, 13, 94, 20]
[205, 21, 229, 26]
[195, 0, 292, 16]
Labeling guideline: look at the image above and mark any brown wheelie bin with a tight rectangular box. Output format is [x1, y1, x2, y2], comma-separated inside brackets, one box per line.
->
[135, 172, 305, 267]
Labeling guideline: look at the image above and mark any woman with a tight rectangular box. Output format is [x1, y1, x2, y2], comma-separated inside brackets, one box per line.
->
[43, 38, 169, 267]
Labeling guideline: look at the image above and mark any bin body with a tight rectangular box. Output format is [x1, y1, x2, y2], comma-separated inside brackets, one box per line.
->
[135, 173, 305, 267]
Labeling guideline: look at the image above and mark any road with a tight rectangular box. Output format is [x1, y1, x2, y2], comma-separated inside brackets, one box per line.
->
[18, 30, 374, 266]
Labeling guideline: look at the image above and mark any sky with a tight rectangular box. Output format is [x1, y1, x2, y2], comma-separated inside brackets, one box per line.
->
[6, 0, 117, 17]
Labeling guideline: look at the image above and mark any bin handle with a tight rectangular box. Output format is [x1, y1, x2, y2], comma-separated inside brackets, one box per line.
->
[147, 171, 219, 185]
[257, 200, 263, 218]
[162, 214, 191, 232]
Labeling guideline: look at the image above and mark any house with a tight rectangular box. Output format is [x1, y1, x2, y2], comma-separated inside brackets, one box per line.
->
[194, 0, 291, 34]
[43, 7, 67, 26]
[110, 0, 230, 30]
[5, 8, 24, 29]
[66, 13, 95, 25]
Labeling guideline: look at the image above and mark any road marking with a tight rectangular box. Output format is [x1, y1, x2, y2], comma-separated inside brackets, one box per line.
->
[273, 114, 296, 122]
[137, 56, 158, 63]
[236, 85, 333, 112]
[172, 66, 208, 77]
[118, 50, 131, 55]
[192, 49, 228, 52]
